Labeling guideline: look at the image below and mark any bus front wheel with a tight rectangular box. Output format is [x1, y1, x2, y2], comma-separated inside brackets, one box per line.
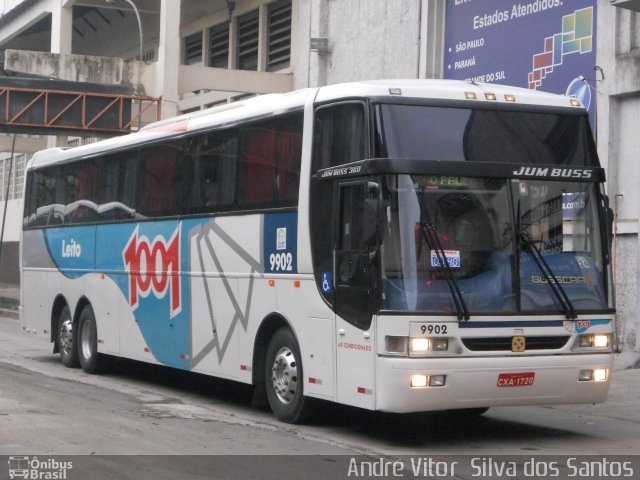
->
[57, 305, 79, 368]
[77, 305, 108, 374]
[265, 327, 310, 423]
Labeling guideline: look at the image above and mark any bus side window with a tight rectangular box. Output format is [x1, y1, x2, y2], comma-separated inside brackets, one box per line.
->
[313, 103, 367, 172]
[95, 152, 138, 220]
[137, 141, 185, 217]
[184, 130, 238, 214]
[26, 169, 60, 227]
[237, 113, 303, 208]
[63, 161, 99, 224]
[240, 125, 278, 205]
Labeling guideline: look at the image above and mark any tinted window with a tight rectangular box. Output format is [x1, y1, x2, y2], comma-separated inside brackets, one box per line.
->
[95, 152, 138, 221]
[137, 141, 185, 217]
[313, 103, 366, 172]
[237, 113, 303, 207]
[374, 104, 598, 167]
[184, 129, 238, 214]
[24, 112, 304, 227]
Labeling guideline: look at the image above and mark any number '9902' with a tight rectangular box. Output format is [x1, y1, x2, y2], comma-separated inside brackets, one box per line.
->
[420, 324, 448, 335]
[269, 252, 293, 272]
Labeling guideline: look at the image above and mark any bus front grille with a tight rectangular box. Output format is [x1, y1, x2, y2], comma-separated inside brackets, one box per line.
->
[461, 336, 571, 352]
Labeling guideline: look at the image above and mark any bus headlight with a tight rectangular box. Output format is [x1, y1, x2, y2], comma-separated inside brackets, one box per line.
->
[385, 336, 460, 356]
[410, 337, 430, 353]
[575, 334, 611, 349]
[593, 335, 610, 348]
[593, 368, 608, 381]
[410, 374, 428, 388]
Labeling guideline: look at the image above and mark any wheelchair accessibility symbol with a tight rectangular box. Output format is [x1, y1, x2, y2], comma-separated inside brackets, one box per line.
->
[322, 272, 333, 294]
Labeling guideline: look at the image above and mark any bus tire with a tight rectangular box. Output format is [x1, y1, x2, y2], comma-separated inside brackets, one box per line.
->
[265, 327, 310, 423]
[77, 305, 108, 374]
[57, 304, 79, 368]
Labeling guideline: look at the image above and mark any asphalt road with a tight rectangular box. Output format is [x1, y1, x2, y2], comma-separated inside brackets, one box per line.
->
[1, 314, 639, 479]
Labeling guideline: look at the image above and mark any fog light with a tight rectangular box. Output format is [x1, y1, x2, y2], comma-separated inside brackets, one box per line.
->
[385, 336, 407, 354]
[593, 334, 609, 348]
[429, 375, 446, 387]
[432, 338, 449, 351]
[593, 369, 608, 382]
[579, 370, 593, 381]
[411, 374, 428, 388]
[410, 337, 430, 353]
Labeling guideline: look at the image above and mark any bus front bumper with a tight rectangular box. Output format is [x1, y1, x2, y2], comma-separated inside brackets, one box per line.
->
[376, 353, 613, 413]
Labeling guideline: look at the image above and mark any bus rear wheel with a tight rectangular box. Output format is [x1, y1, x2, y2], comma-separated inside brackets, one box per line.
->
[57, 305, 79, 368]
[265, 327, 310, 423]
[77, 305, 108, 374]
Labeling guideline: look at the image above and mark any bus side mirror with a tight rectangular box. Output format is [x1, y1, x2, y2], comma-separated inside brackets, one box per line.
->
[362, 183, 383, 247]
[600, 194, 614, 266]
[602, 194, 614, 240]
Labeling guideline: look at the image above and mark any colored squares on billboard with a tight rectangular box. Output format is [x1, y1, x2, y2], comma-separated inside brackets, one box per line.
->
[529, 7, 593, 90]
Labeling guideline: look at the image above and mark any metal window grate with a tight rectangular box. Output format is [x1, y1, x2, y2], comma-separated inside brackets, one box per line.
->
[1, 154, 27, 200]
[209, 23, 230, 68]
[184, 32, 203, 65]
[267, 0, 291, 71]
[13, 154, 25, 200]
[236, 10, 259, 71]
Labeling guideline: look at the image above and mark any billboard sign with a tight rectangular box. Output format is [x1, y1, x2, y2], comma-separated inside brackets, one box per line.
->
[444, 0, 597, 118]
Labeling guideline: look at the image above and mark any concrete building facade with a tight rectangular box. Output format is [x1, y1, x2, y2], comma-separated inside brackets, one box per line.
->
[0, 0, 638, 352]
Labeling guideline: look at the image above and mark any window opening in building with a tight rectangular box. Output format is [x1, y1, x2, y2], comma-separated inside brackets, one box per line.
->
[184, 32, 203, 65]
[236, 10, 259, 71]
[267, 0, 292, 71]
[209, 23, 230, 68]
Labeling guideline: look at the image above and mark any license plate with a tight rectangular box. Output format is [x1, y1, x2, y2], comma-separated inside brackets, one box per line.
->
[497, 372, 535, 387]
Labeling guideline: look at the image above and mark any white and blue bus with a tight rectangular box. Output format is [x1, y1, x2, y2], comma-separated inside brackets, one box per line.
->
[20, 80, 615, 423]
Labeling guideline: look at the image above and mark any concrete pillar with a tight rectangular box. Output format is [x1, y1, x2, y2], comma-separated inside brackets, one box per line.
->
[156, 0, 181, 118]
[419, 0, 446, 79]
[51, 1, 73, 55]
[308, 0, 329, 88]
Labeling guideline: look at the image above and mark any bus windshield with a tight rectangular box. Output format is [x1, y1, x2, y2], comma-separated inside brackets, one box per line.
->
[381, 174, 609, 315]
[374, 103, 598, 167]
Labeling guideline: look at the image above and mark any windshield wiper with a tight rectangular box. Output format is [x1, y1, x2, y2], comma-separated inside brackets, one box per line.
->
[517, 229, 578, 319]
[419, 222, 470, 321]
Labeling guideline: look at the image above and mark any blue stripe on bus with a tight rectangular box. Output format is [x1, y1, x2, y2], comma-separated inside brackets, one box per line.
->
[458, 320, 565, 329]
[458, 319, 610, 329]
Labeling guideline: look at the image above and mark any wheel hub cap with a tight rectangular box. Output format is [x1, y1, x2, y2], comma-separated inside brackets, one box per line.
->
[81, 319, 95, 360]
[271, 347, 298, 404]
[59, 319, 73, 355]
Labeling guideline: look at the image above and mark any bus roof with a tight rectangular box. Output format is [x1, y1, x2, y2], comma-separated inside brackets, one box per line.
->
[28, 79, 584, 170]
